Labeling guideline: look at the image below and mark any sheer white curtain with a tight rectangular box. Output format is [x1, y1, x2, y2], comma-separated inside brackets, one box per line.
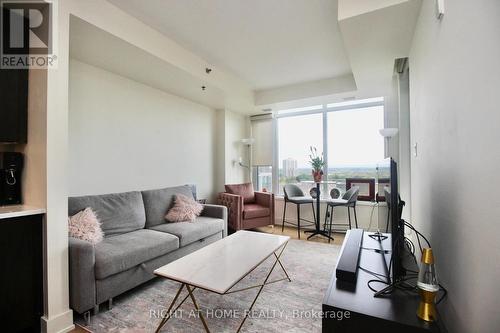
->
[251, 117, 273, 166]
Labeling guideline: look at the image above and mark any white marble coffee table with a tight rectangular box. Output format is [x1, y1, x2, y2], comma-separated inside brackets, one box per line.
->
[154, 230, 291, 332]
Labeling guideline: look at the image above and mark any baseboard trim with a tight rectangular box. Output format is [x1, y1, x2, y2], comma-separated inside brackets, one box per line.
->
[41, 309, 74, 333]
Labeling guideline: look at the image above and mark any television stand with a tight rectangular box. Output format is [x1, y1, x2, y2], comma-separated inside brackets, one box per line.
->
[322, 231, 447, 333]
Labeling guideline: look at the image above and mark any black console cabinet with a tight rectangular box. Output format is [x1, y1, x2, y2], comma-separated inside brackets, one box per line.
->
[323, 231, 447, 333]
[0, 69, 29, 143]
[0, 214, 44, 332]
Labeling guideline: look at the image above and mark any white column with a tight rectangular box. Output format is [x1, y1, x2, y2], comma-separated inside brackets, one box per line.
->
[41, 1, 74, 332]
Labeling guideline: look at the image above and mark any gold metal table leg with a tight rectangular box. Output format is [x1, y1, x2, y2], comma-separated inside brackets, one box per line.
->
[236, 242, 289, 333]
[186, 284, 211, 333]
[274, 252, 291, 282]
[155, 283, 185, 333]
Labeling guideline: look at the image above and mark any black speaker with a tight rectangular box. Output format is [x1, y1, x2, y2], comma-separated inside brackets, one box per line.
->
[0, 152, 24, 205]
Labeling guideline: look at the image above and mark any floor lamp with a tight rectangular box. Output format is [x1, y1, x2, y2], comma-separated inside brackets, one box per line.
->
[239, 138, 255, 182]
[379, 128, 399, 158]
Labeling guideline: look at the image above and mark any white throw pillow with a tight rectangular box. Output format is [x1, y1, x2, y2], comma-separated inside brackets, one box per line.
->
[165, 194, 204, 222]
[68, 207, 104, 244]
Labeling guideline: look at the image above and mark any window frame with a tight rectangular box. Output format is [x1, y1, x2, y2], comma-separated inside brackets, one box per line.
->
[272, 99, 385, 196]
[252, 165, 273, 192]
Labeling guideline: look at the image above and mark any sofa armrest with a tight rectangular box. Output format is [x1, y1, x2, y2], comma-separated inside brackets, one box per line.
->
[255, 192, 275, 226]
[201, 204, 228, 237]
[255, 191, 273, 207]
[69, 237, 96, 313]
[217, 192, 243, 231]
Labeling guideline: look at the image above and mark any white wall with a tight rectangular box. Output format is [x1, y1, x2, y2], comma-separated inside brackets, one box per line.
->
[68, 59, 217, 201]
[409, 1, 500, 332]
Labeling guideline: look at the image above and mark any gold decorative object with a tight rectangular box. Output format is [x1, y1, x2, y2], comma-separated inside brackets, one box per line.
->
[416, 248, 439, 322]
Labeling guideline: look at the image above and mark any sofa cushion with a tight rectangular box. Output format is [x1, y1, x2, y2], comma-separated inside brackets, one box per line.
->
[142, 185, 195, 228]
[150, 216, 224, 247]
[69, 191, 145, 237]
[225, 183, 255, 204]
[243, 204, 270, 219]
[94, 229, 179, 279]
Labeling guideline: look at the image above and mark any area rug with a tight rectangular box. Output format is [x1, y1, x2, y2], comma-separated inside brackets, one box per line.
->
[76, 239, 341, 333]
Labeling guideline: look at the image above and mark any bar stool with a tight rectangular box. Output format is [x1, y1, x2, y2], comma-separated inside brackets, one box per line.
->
[323, 187, 359, 242]
[282, 184, 316, 239]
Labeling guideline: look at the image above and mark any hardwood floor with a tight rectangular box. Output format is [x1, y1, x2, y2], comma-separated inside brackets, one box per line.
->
[254, 224, 345, 246]
[71, 324, 91, 332]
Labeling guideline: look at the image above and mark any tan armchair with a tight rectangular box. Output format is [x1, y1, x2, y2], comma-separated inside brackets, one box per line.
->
[217, 183, 275, 231]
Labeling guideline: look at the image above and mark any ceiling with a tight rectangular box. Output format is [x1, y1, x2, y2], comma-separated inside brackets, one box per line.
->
[107, 0, 352, 91]
[338, 0, 422, 96]
[69, 16, 227, 110]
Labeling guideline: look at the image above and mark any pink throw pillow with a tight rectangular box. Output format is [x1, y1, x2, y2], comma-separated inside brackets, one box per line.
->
[225, 183, 255, 203]
[165, 194, 204, 222]
[68, 207, 104, 244]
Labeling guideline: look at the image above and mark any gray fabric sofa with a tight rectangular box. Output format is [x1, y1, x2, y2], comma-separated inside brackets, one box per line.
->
[68, 185, 227, 314]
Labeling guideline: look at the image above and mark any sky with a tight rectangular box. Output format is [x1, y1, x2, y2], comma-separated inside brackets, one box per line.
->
[278, 106, 384, 169]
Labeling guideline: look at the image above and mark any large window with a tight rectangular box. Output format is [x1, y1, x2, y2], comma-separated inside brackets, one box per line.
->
[274, 98, 385, 198]
[252, 166, 273, 192]
[327, 106, 384, 193]
[278, 113, 323, 195]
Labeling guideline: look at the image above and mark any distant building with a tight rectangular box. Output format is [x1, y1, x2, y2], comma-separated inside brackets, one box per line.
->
[258, 170, 272, 191]
[253, 166, 273, 192]
[282, 158, 297, 178]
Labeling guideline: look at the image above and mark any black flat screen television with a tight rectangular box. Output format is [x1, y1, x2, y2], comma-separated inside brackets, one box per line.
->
[377, 158, 405, 282]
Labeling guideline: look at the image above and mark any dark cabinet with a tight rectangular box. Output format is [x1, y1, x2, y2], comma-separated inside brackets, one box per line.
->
[323, 232, 447, 333]
[0, 214, 44, 332]
[0, 69, 28, 143]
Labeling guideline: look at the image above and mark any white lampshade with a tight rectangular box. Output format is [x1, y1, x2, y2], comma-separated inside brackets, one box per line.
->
[379, 128, 399, 138]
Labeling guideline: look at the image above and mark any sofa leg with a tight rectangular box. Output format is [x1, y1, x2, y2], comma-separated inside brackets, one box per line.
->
[93, 304, 99, 315]
[83, 311, 91, 326]
[108, 298, 113, 310]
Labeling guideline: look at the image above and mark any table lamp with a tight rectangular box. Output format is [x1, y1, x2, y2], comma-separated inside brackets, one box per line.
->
[416, 248, 439, 322]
